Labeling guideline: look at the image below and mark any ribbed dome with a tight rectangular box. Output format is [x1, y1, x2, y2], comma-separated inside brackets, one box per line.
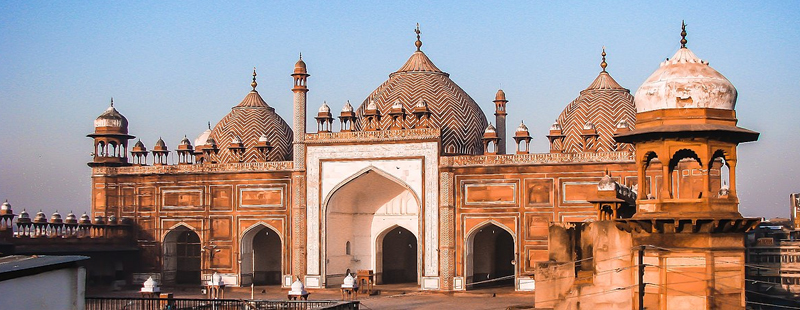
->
[154, 138, 167, 151]
[634, 47, 736, 113]
[516, 121, 529, 133]
[65, 212, 77, 224]
[341, 101, 353, 113]
[94, 100, 129, 131]
[294, 56, 307, 74]
[355, 48, 487, 155]
[554, 57, 635, 153]
[319, 102, 330, 113]
[0, 200, 11, 215]
[33, 211, 47, 223]
[208, 87, 293, 163]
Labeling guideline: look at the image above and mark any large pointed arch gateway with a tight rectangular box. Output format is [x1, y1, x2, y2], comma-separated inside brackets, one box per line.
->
[465, 221, 515, 289]
[240, 224, 282, 285]
[163, 225, 201, 285]
[322, 167, 422, 287]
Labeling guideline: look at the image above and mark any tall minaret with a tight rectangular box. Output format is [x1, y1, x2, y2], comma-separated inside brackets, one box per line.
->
[291, 54, 310, 280]
[291, 54, 310, 169]
[493, 89, 508, 154]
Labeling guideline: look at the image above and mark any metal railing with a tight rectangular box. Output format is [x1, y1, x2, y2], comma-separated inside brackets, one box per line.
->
[85, 297, 359, 310]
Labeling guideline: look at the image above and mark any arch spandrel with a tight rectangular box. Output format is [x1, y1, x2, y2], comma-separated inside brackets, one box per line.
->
[162, 222, 201, 242]
[464, 218, 517, 242]
[240, 221, 285, 245]
[321, 165, 422, 213]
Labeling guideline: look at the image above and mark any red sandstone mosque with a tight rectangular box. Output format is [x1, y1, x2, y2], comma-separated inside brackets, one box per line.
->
[0, 23, 757, 309]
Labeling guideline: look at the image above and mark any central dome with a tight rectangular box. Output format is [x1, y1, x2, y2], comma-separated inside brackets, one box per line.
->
[355, 36, 487, 155]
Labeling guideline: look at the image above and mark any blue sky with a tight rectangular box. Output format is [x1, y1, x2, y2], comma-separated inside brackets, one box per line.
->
[1, 1, 799, 219]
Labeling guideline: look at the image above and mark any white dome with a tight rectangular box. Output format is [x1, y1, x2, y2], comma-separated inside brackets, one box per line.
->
[634, 47, 736, 113]
[484, 123, 496, 134]
[516, 121, 528, 132]
[141, 276, 160, 293]
[289, 278, 308, 295]
[391, 99, 403, 110]
[194, 127, 212, 147]
[342, 100, 354, 112]
[342, 273, 356, 288]
[319, 101, 330, 113]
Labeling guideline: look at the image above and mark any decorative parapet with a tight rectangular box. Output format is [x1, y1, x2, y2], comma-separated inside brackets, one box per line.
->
[440, 151, 634, 167]
[305, 128, 440, 144]
[615, 182, 637, 204]
[93, 161, 293, 176]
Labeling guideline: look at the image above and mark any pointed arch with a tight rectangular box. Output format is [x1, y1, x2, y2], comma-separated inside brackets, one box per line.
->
[465, 220, 516, 289]
[321, 166, 422, 287]
[709, 149, 732, 197]
[375, 225, 419, 284]
[163, 224, 201, 284]
[322, 165, 421, 212]
[240, 222, 283, 285]
[162, 222, 199, 242]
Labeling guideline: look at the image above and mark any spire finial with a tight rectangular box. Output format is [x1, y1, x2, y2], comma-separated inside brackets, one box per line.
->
[414, 23, 422, 51]
[600, 46, 607, 72]
[680, 20, 687, 48]
[208, 121, 211, 130]
[110, 97, 114, 107]
[251, 67, 257, 90]
[299, 52, 303, 60]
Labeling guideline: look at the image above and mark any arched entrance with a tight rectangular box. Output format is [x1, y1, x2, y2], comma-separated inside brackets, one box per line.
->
[467, 223, 515, 288]
[379, 226, 418, 284]
[163, 226, 201, 284]
[323, 167, 421, 287]
[241, 225, 282, 285]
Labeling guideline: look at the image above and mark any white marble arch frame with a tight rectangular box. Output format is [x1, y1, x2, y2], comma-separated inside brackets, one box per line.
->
[463, 219, 518, 289]
[305, 141, 439, 286]
[239, 222, 285, 284]
[373, 223, 421, 285]
[320, 165, 422, 286]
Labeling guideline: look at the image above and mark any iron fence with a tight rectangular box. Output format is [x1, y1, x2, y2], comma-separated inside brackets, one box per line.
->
[85, 297, 359, 310]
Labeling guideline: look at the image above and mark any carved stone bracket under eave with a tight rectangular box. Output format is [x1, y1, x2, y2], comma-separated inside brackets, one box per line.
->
[614, 217, 760, 234]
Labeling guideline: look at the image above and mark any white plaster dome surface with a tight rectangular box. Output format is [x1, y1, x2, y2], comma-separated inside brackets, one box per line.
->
[634, 47, 737, 113]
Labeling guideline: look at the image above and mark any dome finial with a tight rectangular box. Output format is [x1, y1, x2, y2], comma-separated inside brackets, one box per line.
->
[207, 121, 211, 130]
[600, 46, 607, 72]
[415, 23, 422, 51]
[110, 97, 114, 107]
[251, 67, 258, 90]
[680, 20, 688, 48]
[299, 52, 302, 60]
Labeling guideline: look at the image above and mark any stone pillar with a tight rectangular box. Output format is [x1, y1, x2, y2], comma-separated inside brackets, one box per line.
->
[438, 172, 454, 290]
[291, 173, 307, 279]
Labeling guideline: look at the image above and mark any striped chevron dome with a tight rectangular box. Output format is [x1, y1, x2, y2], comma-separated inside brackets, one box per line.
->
[355, 49, 488, 155]
[554, 68, 636, 153]
[209, 88, 293, 163]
